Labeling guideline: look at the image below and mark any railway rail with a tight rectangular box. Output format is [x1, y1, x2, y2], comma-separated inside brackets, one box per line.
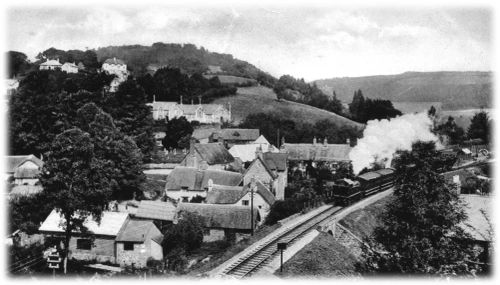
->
[222, 205, 343, 278]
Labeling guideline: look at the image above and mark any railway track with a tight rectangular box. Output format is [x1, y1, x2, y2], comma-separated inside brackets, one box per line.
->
[222, 205, 343, 278]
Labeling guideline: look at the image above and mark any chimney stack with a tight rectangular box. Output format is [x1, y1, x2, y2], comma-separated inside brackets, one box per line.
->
[198, 96, 202, 105]
[180, 95, 183, 105]
[281, 136, 286, 146]
[187, 137, 198, 168]
[250, 176, 256, 192]
[324, 137, 328, 145]
[346, 138, 351, 146]
[207, 178, 214, 192]
[153, 94, 156, 103]
[255, 145, 263, 160]
[191, 99, 194, 105]
[313, 137, 317, 145]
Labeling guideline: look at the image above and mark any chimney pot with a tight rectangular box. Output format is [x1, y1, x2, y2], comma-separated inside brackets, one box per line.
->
[313, 137, 317, 145]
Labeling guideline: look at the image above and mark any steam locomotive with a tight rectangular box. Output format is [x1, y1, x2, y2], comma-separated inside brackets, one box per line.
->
[327, 168, 396, 206]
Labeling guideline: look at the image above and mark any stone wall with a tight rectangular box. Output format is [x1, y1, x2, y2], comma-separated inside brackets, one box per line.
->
[69, 236, 115, 263]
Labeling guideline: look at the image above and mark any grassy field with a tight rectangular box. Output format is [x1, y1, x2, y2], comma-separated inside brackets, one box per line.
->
[437, 108, 493, 130]
[278, 195, 392, 277]
[212, 86, 364, 129]
[204, 75, 257, 86]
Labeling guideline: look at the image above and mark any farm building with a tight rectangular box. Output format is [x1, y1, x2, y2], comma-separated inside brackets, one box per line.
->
[164, 166, 243, 202]
[39, 210, 163, 268]
[175, 203, 260, 242]
[211, 128, 260, 148]
[181, 141, 236, 171]
[205, 178, 276, 223]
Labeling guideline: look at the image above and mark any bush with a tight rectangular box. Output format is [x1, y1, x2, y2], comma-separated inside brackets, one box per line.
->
[265, 199, 302, 225]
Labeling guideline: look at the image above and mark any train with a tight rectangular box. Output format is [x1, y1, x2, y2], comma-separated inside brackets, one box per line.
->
[326, 168, 396, 206]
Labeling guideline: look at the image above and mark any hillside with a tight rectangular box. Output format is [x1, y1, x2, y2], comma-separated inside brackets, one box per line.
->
[94, 43, 276, 85]
[314, 71, 492, 110]
[212, 86, 364, 129]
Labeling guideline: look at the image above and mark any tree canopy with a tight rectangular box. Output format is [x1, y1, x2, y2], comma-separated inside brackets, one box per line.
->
[161, 116, 194, 150]
[360, 141, 480, 275]
[467, 111, 491, 144]
[348, 89, 402, 123]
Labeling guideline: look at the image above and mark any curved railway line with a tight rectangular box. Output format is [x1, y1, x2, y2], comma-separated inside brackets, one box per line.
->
[222, 205, 343, 278]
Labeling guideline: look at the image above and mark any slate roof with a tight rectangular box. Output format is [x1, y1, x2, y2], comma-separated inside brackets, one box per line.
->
[116, 219, 163, 244]
[262, 153, 287, 172]
[281, 143, 352, 162]
[146, 101, 179, 112]
[135, 200, 176, 221]
[6, 155, 44, 178]
[194, 143, 235, 165]
[192, 127, 218, 141]
[176, 203, 259, 230]
[460, 195, 492, 242]
[178, 104, 202, 115]
[62, 62, 77, 68]
[203, 104, 225, 115]
[104, 58, 126, 65]
[165, 167, 242, 191]
[39, 209, 129, 237]
[216, 129, 260, 141]
[40, 59, 62, 66]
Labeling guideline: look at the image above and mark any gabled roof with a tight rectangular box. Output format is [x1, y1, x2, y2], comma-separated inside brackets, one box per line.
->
[281, 143, 352, 162]
[176, 203, 259, 230]
[5, 155, 43, 175]
[254, 135, 270, 145]
[40, 59, 62, 66]
[262, 153, 287, 172]
[246, 156, 278, 179]
[135, 200, 176, 221]
[194, 143, 235, 165]
[116, 219, 163, 243]
[216, 129, 260, 141]
[39, 209, 129, 237]
[228, 143, 276, 163]
[242, 180, 276, 206]
[104, 58, 126, 65]
[62, 62, 77, 68]
[146, 101, 180, 112]
[165, 167, 242, 191]
[192, 127, 219, 141]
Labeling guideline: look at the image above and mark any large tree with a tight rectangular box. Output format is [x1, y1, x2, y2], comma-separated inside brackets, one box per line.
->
[467, 111, 491, 144]
[360, 141, 480, 275]
[104, 78, 156, 161]
[434, 116, 465, 145]
[39, 128, 114, 274]
[7, 51, 33, 78]
[76, 103, 145, 200]
[161, 116, 194, 150]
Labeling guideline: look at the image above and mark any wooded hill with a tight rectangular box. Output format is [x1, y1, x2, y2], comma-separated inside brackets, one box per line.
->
[314, 71, 492, 110]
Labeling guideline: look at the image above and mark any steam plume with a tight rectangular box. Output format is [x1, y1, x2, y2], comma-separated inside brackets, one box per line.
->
[349, 112, 438, 174]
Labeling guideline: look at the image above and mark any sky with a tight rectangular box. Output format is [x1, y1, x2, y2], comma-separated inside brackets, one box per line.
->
[4, 3, 493, 81]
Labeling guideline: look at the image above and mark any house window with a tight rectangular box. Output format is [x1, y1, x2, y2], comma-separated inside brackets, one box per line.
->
[76, 239, 91, 250]
[242, 200, 249, 206]
[123, 242, 134, 251]
[182, 197, 189, 202]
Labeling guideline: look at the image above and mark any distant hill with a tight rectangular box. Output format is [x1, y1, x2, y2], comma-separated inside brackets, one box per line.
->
[94, 43, 276, 85]
[212, 86, 364, 129]
[314, 71, 492, 110]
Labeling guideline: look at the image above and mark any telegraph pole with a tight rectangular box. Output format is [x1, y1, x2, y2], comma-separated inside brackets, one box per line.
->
[250, 179, 254, 236]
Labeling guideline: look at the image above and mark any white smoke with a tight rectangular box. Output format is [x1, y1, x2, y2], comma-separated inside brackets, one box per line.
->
[349, 112, 439, 174]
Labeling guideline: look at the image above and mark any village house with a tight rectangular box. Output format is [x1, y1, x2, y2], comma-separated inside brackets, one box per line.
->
[61, 62, 79, 73]
[281, 137, 352, 176]
[102, 58, 129, 92]
[211, 128, 260, 148]
[5, 155, 44, 185]
[228, 135, 279, 165]
[165, 166, 243, 202]
[146, 97, 231, 124]
[181, 141, 236, 171]
[39, 210, 163, 268]
[175, 203, 259, 242]
[192, 126, 220, 144]
[243, 148, 288, 200]
[5, 78, 19, 96]
[39, 58, 62, 70]
[205, 178, 276, 223]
